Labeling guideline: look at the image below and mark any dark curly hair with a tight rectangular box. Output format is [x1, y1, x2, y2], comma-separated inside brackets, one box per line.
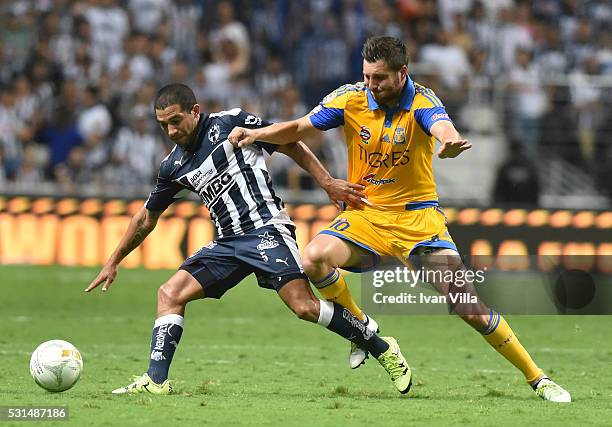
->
[361, 36, 409, 71]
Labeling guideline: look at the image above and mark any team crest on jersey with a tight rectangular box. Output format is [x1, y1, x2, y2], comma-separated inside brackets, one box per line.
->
[208, 123, 220, 144]
[393, 128, 406, 145]
[257, 231, 279, 251]
[359, 126, 371, 144]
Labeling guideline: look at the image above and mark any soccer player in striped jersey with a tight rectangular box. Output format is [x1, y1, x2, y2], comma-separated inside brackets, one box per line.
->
[228, 37, 571, 403]
[85, 83, 411, 395]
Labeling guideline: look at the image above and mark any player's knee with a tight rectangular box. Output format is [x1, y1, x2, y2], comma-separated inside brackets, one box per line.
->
[422, 248, 463, 271]
[157, 282, 183, 307]
[302, 243, 332, 276]
[290, 299, 319, 323]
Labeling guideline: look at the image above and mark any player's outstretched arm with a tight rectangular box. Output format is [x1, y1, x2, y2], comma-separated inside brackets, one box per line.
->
[85, 206, 162, 293]
[431, 120, 473, 159]
[228, 115, 319, 148]
[276, 142, 366, 209]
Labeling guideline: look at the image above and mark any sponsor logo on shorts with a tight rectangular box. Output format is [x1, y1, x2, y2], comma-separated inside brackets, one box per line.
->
[257, 231, 279, 251]
[256, 231, 278, 262]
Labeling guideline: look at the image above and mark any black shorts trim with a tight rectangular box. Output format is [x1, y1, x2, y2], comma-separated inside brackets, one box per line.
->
[274, 272, 309, 292]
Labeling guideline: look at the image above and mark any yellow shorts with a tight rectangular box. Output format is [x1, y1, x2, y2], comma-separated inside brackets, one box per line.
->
[320, 201, 457, 271]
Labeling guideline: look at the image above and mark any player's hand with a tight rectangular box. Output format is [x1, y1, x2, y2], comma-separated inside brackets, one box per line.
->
[438, 139, 472, 158]
[323, 178, 366, 210]
[85, 263, 118, 293]
[228, 127, 257, 148]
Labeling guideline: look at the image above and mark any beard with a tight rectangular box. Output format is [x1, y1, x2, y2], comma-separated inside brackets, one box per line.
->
[372, 89, 396, 106]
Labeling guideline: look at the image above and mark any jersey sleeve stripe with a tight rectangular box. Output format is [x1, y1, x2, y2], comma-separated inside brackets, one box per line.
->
[209, 108, 242, 118]
[422, 92, 443, 108]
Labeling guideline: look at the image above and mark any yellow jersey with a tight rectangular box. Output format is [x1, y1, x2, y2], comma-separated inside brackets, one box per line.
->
[309, 77, 452, 210]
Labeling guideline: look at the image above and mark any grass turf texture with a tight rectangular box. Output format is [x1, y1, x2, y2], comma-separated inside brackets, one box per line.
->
[1, 265, 611, 426]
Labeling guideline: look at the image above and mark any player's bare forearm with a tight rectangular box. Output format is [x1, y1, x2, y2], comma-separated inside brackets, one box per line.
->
[108, 206, 160, 265]
[431, 120, 472, 159]
[229, 116, 319, 147]
[277, 142, 333, 188]
[257, 116, 318, 144]
[277, 142, 365, 208]
[431, 120, 461, 142]
[86, 206, 161, 292]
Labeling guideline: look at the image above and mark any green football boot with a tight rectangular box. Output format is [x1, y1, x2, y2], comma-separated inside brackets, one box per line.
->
[376, 337, 412, 394]
[111, 373, 172, 395]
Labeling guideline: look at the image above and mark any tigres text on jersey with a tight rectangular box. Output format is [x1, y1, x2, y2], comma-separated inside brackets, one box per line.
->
[309, 77, 453, 210]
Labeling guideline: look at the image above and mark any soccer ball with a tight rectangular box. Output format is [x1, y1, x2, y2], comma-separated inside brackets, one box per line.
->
[30, 340, 83, 392]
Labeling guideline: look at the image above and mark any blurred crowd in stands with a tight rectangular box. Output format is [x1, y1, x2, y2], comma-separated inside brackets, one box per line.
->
[0, 0, 610, 202]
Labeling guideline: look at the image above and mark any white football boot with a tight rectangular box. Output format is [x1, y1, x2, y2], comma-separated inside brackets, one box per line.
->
[533, 377, 571, 403]
[349, 315, 379, 369]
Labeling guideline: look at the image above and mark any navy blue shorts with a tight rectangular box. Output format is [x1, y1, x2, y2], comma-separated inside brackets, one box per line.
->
[180, 223, 307, 299]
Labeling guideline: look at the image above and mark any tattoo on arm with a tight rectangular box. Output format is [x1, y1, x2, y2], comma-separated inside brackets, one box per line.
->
[113, 210, 158, 262]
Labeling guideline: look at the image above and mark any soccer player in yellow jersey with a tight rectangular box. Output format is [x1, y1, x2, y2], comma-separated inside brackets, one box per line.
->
[229, 36, 570, 402]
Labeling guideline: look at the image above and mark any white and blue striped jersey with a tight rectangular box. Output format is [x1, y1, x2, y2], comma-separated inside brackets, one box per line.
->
[145, 108, 292, 237]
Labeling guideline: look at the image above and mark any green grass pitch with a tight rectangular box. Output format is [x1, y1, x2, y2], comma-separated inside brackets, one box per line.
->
[1, 265, 611, 426]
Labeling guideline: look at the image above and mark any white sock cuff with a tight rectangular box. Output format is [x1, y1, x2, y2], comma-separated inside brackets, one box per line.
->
[154, 314, 184, 329]
[317, 300, 334, 327]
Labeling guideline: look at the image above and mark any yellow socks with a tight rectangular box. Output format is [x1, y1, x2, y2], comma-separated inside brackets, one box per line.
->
[312, 269, 366, 321]
[481, 309, 542, 383]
